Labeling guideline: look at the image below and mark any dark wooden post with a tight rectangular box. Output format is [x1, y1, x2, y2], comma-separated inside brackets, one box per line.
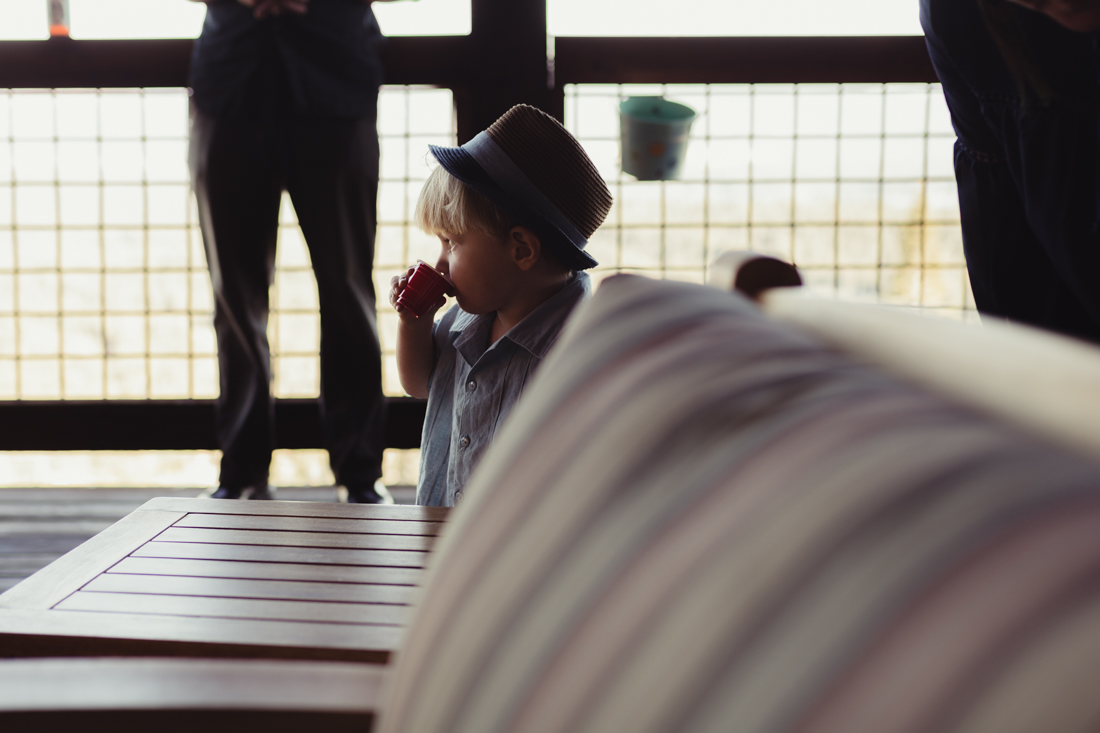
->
[454, 0, 564, 142]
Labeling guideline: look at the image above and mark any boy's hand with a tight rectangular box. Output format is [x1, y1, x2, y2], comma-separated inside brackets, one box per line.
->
[390, 266, 448, 323]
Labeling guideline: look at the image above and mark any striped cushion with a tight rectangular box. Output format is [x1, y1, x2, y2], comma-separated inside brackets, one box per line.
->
[380, 274, 1100, 733]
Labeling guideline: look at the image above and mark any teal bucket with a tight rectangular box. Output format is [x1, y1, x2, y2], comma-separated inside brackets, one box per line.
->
[619, 96, 697, 181]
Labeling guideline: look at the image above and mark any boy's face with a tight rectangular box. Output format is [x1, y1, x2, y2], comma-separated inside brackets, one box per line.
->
[433, 229, 517, 315]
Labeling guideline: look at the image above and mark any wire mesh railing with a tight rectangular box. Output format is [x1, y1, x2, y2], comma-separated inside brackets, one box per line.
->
[0, 85, 455, 403]
[566, 82, 973, 319]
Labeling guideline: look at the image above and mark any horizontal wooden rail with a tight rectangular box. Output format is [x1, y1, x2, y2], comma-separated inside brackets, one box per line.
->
[0, 398, 426, 451]
[554, 36, 937, 84]
[0, 38, 193, 88]
[0, 36, 475, 89]
[0, 35, 935, 89]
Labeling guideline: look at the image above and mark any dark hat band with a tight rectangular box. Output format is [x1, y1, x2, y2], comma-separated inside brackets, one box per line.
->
[463, 132, 590, 252]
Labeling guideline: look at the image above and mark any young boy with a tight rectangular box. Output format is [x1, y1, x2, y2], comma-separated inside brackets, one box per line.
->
[390, 105, 612, 506]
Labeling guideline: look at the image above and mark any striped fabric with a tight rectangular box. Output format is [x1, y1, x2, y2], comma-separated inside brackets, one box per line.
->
[379, 274, 1100, 733]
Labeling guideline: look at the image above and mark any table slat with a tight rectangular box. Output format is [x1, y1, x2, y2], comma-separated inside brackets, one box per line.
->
[134, 541, 429, 568]
[132, 537, 429, 563]
[174, 513, 443, 536]
[83, 574, 416, 605]
[0, 607, 403, 662]
[0, 657, 385, 714]
[156, 527, 434, 552]
[56, 592, 408, 626]
[108, 557, 424, 586]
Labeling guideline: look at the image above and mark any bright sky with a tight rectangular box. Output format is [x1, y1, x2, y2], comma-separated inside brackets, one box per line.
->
[2, 0, 922, 40]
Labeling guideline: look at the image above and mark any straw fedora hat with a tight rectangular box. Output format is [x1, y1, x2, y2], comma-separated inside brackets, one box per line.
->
[428, 104, 612, 270]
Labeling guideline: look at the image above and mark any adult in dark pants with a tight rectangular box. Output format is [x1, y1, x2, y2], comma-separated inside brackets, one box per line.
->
[188, 0, 397, 502]
[921, 0, 1100, 345]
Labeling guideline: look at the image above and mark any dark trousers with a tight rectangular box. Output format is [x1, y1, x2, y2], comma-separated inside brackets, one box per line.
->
[189, 106, 386, 490]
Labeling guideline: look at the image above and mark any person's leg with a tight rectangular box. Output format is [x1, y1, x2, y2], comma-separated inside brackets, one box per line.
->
[923, 0, 1100, 343]
[281, 114, 387, 500]
[190, 107, 283, 495]
[953, 145, 1100, 340]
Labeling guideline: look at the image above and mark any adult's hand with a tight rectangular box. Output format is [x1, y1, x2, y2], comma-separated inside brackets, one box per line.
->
[238, 0, 309, 19]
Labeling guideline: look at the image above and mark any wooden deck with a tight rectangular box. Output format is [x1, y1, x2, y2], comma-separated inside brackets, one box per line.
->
[0, 486, 416, 596]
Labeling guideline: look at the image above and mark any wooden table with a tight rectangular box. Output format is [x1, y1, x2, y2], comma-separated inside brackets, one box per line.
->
[0, 498, 448, 663]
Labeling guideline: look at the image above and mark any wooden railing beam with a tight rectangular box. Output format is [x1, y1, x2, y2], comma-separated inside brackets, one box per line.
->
[0, 398, 426, 451]
[553, 36, 937, 85]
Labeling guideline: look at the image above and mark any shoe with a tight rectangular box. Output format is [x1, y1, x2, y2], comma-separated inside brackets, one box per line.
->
[199, 485, 240, 499]
[199, 484, 276, 500]
[245, 484, 276, 500]
[338, 480, 394, 505]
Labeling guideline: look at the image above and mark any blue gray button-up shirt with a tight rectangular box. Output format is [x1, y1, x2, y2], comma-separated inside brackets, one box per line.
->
[416, 272, 591, 506]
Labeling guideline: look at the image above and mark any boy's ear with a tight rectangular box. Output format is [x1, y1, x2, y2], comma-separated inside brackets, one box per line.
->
[508, 226, 542, 271]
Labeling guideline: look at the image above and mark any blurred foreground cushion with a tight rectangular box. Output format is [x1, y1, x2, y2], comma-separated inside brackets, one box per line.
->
[380, 274, 1100, 733]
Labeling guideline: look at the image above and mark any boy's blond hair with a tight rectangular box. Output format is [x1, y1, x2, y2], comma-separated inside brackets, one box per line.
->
[414, 165, 516, 239]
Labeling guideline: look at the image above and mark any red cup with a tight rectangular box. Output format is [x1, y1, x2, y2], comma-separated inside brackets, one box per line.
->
[395, 261, 451, 318]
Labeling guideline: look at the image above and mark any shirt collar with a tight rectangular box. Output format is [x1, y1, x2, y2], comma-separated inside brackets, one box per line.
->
[450, 271, 591, 364]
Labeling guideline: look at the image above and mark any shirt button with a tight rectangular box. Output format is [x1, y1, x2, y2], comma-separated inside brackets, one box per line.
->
[459, 435, 470, 449]
[466, 380, 477, 392]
